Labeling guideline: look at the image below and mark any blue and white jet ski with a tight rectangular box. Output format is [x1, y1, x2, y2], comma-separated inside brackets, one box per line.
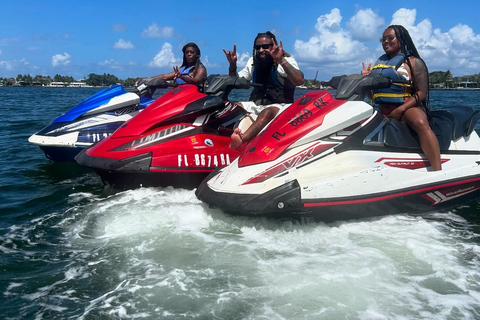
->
[196, 74, 480, 222]
[28, 80, 166, 161]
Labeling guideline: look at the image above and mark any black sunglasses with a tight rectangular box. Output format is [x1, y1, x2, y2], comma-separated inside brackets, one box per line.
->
[254, 43, 273, 50]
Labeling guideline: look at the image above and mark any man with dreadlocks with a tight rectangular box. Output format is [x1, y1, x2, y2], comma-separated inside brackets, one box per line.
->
[223, 31, 304, 149]
[137, 42, 206, 87]
[361, 25, 441, 171]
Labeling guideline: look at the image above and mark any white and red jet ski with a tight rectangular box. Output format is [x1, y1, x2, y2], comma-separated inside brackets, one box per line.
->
[196, 74, 480, 221]
[75, 75, 256, 189]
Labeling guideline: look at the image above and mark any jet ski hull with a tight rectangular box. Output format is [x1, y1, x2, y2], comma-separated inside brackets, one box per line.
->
[76, 76, 255, 189]
[196, 75, 480, 222]
[197, 172, 480, 221]
[29, 85, 154, 161]
[39, 146, 85, 162]
[76, 146, 233, 189]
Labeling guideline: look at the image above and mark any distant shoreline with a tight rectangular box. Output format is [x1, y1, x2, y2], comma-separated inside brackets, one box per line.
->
[430, 88, 480, 91]
[0, 85, 110, 88]
[2, 85, 479, 91]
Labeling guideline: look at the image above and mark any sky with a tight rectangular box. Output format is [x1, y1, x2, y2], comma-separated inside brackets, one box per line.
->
[1, 0, 480, 81]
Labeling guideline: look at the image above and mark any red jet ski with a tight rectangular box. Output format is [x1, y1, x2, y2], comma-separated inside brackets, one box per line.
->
[75, 75, 255, 189]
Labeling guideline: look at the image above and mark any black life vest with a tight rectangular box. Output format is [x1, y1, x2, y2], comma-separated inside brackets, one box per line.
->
[251, 64, 295, 104]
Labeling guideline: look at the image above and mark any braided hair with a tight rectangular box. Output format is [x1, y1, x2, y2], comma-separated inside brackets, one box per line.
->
[181, 42, 203, 77]
[387, 25, 430, 109]
[251, 31, 291, 67]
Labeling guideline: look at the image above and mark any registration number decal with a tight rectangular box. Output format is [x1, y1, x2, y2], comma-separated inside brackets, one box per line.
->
[288, 108, 313, 127]
[177, 154, 231, 167]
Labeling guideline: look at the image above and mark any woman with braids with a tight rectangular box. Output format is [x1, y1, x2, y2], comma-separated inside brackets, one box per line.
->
[137, 42, 206, 87]
[223, 31, 304, 149]
[362, 25, 441, 171]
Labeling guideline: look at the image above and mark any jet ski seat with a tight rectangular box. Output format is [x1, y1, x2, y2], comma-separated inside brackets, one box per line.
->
[431, 106, 475, 140]
[156, 96, 226, 127]
[382, 105, 478, 151]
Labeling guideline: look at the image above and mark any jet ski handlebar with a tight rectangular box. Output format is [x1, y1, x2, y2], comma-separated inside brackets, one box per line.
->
[133, 77, 171, 98]
[324, 74, 411, 101]
[203, 74, 261, 101]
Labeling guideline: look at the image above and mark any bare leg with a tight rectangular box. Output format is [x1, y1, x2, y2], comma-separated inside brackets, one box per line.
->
[229, 106, 279, 149]
[403, 108, 442, 171]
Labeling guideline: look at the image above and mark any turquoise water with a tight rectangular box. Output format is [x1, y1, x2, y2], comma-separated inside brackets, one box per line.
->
[0, 87, 479, 319]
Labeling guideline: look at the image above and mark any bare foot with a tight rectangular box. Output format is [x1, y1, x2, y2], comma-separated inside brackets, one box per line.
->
[229, 128, 243, 149]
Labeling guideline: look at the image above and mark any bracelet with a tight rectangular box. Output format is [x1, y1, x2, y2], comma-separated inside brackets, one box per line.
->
[280, 60, 288, 66]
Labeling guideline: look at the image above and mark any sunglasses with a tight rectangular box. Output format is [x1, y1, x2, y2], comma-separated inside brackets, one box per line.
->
[254, 43, 273, 50]
[379, 35, 396, 43]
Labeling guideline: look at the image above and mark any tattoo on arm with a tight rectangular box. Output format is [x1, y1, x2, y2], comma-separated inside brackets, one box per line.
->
[281, 61, 304, 86]
[413, 58, 428, 103]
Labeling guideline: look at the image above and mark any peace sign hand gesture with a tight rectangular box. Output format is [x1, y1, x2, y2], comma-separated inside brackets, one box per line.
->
[173, 66, 181, 81]
[361, 61, 372, 75]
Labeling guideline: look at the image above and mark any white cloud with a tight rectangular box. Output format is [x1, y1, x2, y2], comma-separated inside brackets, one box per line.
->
[141, 23, 174, 38]
[0, 60, 13, 70]
[291, 7, 480, 78]
[390, 8, 417, 27]
[386, 9, 480, 74]
[51, 52, 71, 67]
[237, 52, 250, 68]
[200, 55, 220, 69]
[113, 39, 135, 50]
[347, 9, 384, 41]
[98, 59, 137, 71]
[0, 58, 30, 71]
[293, 8, 368, 63]
[148, 42, 179, 68]
[98, 59, 115, 66]
[449, 23, 480, 46]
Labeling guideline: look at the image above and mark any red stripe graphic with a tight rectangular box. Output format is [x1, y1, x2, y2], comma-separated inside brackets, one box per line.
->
[304, 176, 480, 207]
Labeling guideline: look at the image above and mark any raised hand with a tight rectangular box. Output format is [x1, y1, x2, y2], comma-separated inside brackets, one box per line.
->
[265, 39, 284, 63]
[223, 44, 237, 65]
[173, 66, 181, 81]
[361, 61, 372, 75]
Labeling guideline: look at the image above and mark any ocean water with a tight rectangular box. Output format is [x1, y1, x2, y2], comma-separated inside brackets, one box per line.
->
[0, 86, 479, 319]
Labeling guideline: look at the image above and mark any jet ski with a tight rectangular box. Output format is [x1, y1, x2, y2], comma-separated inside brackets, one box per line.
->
[196, 74, 480, 222]
[75, 75, 255, 189]
[28, 79, 166, 162]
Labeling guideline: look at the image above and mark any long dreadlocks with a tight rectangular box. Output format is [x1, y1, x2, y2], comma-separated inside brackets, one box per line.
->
[388, 25, 430, 109]
[251, 31, 291, 67]
[181, 42, 202, 77]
